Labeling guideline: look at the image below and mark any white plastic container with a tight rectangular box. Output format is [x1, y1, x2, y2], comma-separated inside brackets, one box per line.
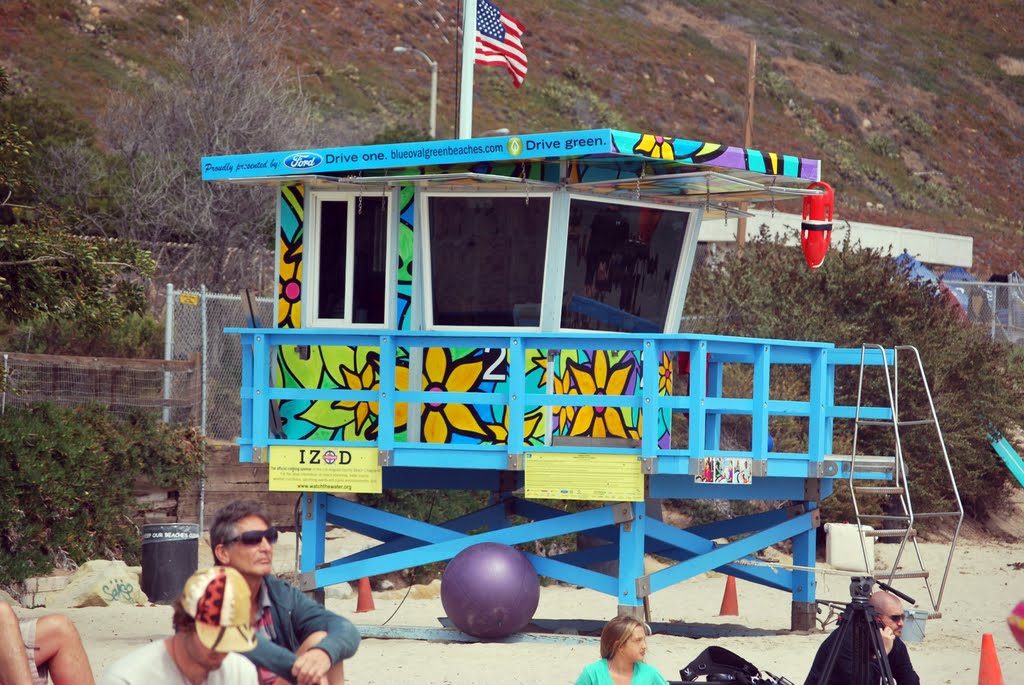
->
[901, 609, 929, 642]
[824, 522, 874, 572]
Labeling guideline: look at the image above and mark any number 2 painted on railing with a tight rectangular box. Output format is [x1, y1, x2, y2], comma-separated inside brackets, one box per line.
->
[482, 348, 507, 382]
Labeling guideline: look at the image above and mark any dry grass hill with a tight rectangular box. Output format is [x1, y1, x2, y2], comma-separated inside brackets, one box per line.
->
[2, 0, 1023, 275]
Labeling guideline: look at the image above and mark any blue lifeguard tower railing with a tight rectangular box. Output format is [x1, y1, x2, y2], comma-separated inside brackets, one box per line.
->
[202, 129, 960, 630]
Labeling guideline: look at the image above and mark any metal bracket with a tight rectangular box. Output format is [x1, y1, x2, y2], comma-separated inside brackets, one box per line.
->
[295, 345, 311, 360]
[804, 479, 821, 501]
[298, 570, 317, 592]
[252, 448, 267, 465]
[507, 453, 523, 471]
[810, 509, 821, 528]
[809, 460, 839, 477]
[378, 449, 393, 467]
[304, 493, 314, 520]
[635, 575, 651, 598]
[611, 502, 634, 525]
[641, 458, 656, 474]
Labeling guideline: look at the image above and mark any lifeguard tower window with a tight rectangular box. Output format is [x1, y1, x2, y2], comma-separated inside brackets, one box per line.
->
[308, 192, 390, 326]
[562, 198, 690, 333]
[426, 194, 550, 328]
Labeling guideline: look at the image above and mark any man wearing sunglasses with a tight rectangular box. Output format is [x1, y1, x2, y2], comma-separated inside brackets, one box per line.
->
[211, 500, 360, 685]
[804, 590, 920, 684]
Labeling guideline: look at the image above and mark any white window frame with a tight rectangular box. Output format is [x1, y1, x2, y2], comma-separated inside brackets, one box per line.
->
[420, 190, 556, 332]
[304, 188, 398, 329]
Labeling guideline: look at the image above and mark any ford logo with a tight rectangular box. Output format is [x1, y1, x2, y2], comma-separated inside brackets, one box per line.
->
[283, 152, 324, 170]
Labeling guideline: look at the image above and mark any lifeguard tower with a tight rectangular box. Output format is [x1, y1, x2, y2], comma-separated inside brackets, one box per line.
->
[202, 128, 961, 630]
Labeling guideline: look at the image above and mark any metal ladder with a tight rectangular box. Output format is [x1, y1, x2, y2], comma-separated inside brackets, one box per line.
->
[848, 344, 964, 618]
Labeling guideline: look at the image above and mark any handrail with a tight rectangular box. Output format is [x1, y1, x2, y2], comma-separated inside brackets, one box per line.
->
[231, 328, 892, 469]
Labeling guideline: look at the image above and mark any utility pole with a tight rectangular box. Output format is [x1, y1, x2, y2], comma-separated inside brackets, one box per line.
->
[737, 39, 757, 249]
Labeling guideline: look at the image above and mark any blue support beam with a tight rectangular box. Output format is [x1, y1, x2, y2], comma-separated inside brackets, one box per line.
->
[646, 510, 816, 594]
[300, 493, 327, 573]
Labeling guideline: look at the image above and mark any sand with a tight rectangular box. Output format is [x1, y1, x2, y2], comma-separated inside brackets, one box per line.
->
[11, 526, 1024, 684]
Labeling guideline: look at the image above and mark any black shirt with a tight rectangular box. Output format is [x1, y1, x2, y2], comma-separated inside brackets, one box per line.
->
[804, 627, 920, 685]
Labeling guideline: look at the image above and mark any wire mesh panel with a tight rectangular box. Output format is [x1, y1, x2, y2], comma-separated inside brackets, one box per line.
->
[168, 288, 274, 441]
[1, 352, 201, 423]
[944, 280, 1024, 344]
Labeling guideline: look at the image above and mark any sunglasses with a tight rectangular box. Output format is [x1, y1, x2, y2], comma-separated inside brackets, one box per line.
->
[225, 527, 278, 546]
[887, 613, 905, 623]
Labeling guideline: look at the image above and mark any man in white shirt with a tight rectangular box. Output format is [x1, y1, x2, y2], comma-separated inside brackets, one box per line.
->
[100, 565, 258, 685]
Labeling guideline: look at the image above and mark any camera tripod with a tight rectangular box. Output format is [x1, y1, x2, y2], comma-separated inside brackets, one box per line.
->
[815, 576, 915, 685]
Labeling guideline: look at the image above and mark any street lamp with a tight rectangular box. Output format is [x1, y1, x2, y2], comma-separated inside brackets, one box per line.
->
[393, 46, 437, 139]
[477, 128, 510, 137]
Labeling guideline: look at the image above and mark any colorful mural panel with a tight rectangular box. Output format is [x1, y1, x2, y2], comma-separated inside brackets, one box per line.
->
[277, 184, 303, 328]
[611, 130, 812, 180]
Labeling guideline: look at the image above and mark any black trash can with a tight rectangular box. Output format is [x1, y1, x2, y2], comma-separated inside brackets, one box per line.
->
[141, 523, 200, 604]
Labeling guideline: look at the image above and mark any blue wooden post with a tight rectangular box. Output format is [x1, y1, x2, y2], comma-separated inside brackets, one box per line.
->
[641, 339, 659, 457]
[238, 333, 254, 462]
[252, 333, 269, 454]
[300, 492, 328, 600]
[705, 350, 723, 452]
[751, 345, 770, 456]
[790, 508, 818, 630]
[617, 500, 646, 618]
[689, 340, 708, 462]
[791, 346, 830, 630]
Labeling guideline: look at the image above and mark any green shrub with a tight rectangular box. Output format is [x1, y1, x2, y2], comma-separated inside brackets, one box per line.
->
[896, 111, 934, 139]
[0, 403, 205, 583]
[866, 132, 900, 159]
[6, 311, 164, 357]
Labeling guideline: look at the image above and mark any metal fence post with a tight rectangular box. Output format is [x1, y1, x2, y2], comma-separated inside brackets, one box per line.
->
[199, 284, 209, 532]
[163, 283, 174, 423]
[2, 353, 8, 415]
[990, 284, 997, 342]
[200, 284, 208, 437]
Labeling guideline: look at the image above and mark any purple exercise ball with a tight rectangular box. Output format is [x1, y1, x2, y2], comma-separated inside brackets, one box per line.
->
[441, 542, 540, 638]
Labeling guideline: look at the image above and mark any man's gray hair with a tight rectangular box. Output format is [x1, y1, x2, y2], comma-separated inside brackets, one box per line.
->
[210, 499, 272, 549]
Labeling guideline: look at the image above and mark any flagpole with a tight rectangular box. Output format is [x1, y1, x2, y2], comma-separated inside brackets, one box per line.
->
[458, 0, 476, 139]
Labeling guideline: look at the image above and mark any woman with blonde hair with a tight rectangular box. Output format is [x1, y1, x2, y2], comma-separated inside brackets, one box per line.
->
[574, 614, 667, 685]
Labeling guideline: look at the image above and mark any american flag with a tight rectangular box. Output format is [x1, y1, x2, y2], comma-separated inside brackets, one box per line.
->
[474, 0, 527, 88]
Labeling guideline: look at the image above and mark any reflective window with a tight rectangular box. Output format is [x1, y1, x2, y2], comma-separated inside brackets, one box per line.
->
[427, 195, 551, 327]
[562, 199, 690, 333]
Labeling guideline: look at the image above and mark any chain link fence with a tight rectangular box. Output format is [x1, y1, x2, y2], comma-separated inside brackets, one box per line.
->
[165, 285, 274, 441]
[944, 280, 1024, 344]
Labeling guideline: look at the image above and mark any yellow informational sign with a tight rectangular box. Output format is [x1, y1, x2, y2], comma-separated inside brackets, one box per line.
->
[268, 446, 382, 493]
[179, 292, 200, 306]
[524, 452, 643, 502]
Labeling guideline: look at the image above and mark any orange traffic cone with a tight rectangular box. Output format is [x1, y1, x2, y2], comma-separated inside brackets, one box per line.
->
[355, 577, 375, 613]
[718, 575, 738, 616]
[978, 633, 1004, 685]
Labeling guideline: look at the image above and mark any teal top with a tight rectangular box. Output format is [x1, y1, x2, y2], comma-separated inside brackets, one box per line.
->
[574, 659, 668, 685]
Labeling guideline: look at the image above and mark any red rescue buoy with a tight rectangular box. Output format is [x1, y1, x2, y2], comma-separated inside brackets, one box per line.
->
[800, 181, 834, 269]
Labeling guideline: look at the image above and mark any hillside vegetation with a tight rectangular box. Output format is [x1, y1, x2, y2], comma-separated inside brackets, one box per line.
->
[1, 0, 1023, 275]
